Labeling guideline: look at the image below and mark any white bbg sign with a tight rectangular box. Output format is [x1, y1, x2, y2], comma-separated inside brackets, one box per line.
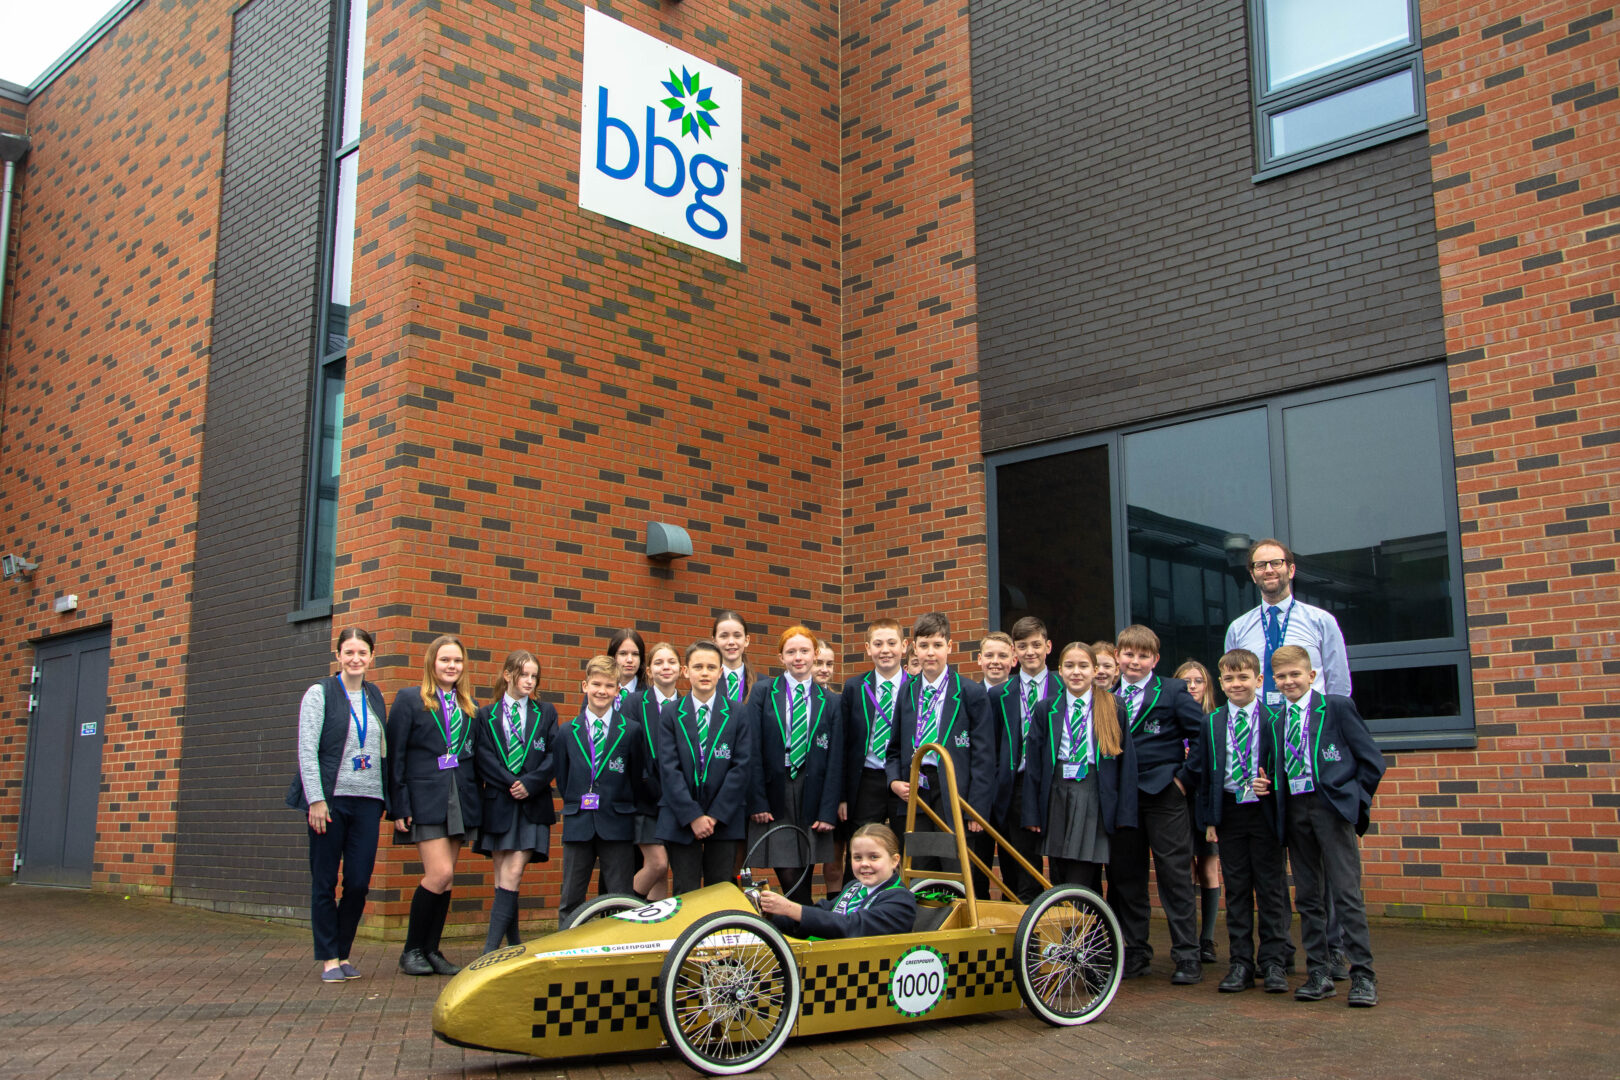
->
[578, 8, 743, 262]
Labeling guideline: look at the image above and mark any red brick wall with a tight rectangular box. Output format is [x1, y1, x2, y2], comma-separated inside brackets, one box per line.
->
[0, 0, 233, 889]
[339, 0, 845, 927]
[840, 0, 989, 668]
[1363, 0, 1620, 927]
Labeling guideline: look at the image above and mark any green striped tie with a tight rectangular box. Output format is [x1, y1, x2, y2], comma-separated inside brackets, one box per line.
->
[440, 692, 463, 754]
[1229, 707, 1250, 787]
[871, 680, 894, 756]
[788, 684, 810, 772]
[1284, 702, 1308, 780]
[918, 685, 939, 746]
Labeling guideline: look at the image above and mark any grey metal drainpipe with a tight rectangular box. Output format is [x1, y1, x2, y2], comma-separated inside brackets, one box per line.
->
[0, 133, 31, 327]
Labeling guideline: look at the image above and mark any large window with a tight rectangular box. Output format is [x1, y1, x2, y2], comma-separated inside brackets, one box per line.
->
[988, 367, 1472, 748]
[1249, 0, 1427, 178]
[301, 0, 366, 610]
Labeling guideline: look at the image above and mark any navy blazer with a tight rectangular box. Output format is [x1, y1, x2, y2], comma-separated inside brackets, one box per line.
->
[885, 668, 996, 815]
[554, 707, 646, 844]
[1268, 692, 1386, 837]
[770, 877, 917, 939]
[1020, 692, 1139, 835]
[621, 687, 675, 816]
[473, 698, 558, 833]
[838, 670, 908, 803]
[987, 670, 1059, 821]
[1118, 675, 1204, 797]
[385, 685, 482, 829]
[746, 676, 844, 826]
[1193, 703, 1279, 838]
[656, 693, 755, 844]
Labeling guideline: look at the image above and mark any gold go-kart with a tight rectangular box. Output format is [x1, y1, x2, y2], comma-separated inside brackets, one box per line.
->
[433, 744, 1126, 1074]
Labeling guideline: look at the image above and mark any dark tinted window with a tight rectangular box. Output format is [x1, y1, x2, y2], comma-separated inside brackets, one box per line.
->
[996, 444, 1114, 648]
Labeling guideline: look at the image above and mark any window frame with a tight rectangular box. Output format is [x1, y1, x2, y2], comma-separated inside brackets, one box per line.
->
[986, 364, 1474, 751]
[295, 0, 366, 617]
[1247, 0, 1429, 180]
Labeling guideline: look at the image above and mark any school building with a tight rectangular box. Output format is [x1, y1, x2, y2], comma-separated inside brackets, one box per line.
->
[0, 0, 1613, 935]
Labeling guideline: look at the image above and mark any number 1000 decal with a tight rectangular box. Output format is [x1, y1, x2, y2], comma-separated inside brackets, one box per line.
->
[888, 945, 949, 1017]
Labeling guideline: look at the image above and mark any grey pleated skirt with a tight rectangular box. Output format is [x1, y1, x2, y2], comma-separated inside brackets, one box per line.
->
[1043, 771, 1109, 864]
[747, 774, 836, 865]
[393, 776, 475, 848]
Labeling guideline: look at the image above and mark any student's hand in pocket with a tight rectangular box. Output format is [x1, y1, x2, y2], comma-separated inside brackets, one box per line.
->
[1172, 776, 1186, 795]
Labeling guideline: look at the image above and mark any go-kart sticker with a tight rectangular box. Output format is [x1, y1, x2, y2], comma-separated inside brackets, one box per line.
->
[466, 945, 525, 970]
[888, 944, 949, 1017]
[610, 897, 682, 923]
[531, 939, 677, 960]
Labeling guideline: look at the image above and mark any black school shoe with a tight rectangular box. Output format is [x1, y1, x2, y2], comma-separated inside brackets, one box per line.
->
[1262, 964, 1290, 993]
[1293, 969, 1336, 1001]
[1199, 939, 1218, 964]
[1330, 950, 1351, 981]
[426, 950, 461, 976]
[1171, 959, 1204, 985]
[399, 948, 434, 976]
[1124, 951, 1153, 979]
[1218, 964, 1254, 993]
[1347, 973, 1378, 1007]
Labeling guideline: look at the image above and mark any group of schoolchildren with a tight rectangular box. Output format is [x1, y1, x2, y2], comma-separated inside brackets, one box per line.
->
[297, 605, 1385, 1009]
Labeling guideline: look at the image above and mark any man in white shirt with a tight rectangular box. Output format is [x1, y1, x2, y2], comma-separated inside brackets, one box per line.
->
[1224, 539, 1351, 705]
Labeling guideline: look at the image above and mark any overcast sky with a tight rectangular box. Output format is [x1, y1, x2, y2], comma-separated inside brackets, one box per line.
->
[2, 1, 122, 88]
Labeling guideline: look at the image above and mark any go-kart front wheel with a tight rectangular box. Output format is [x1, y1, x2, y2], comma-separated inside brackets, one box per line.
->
[560, 893, 646, 929]
[657, 911, 801, 1075]
[1013, 885, 1124, 1026]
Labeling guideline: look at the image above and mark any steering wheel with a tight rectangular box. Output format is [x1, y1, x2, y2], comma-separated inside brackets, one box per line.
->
[738, 822, 814, 909]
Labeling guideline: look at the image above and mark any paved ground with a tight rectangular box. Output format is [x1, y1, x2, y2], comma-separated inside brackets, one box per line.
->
[2, 885, 1617, 1079]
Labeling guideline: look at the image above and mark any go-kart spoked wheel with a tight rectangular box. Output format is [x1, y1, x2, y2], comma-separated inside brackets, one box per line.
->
[657, 911, 801, 1075]
[1013, 885, 1124, 1026]
[560, 893, 645, 930]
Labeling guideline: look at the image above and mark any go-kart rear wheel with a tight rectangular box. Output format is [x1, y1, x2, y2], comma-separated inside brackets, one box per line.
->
[1013, 885, 1124, 1026]
[560, 893, 645, 929]
[657, 911, 801, 1075]
[907, 877, 967, 901]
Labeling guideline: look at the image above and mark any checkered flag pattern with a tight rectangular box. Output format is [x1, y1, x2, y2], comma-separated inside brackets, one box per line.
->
[531, 977, 658, 1039]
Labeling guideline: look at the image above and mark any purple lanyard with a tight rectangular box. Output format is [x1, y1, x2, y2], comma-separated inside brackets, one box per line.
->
[438, 691, 458, 750]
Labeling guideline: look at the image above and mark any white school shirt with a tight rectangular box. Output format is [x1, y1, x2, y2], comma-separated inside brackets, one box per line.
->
[1224, 595, 1352, 697]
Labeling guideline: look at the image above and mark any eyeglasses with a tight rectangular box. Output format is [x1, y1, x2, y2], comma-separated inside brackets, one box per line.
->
[1250, 558, 1290, 570]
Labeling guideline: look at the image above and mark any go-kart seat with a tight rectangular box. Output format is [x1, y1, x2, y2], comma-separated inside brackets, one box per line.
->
[911, 901, 955, 933]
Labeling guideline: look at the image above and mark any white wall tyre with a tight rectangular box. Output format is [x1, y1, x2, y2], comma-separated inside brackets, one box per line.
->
[1013, 885, 1124, 1026]
[560, 893, 645, 929]
[657, 911, 801, 1075]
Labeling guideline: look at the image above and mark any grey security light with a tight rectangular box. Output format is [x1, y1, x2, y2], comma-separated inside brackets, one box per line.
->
[1, 554, 38, 581]
[646, 522, 693, 561]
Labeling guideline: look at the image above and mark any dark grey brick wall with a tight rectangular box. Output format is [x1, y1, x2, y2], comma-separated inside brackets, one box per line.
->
[969, 0, 1447, 451]
[174, 0, 335, 913]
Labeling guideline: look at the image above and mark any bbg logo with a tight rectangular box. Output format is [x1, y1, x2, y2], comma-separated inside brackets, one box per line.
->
[578, 10, 742, 262]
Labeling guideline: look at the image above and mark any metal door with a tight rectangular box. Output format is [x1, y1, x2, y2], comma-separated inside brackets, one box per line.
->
[17, 628, 111, 887]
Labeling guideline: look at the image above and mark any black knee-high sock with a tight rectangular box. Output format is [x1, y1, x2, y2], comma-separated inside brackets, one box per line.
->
[505, 891, 523, 946]
[403, 885, 435, 954]
[1201, 886, 1221, 941]
[426, 888, 452, 954]
[485, 888, 517, 954]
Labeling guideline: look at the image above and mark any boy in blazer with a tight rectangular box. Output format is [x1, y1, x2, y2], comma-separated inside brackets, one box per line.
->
[1196, 649, 1291, 995]
[988, 617, 1059, 902]
[1267, 645, 1386, 1007]
[840, 619, 910, 847]
[746, 626, 844, 902]
[555, 655, 648, 928]
[658, 639, 756, 894]
[885, 612, 995, 871]
[1107, 624, 1207, 985]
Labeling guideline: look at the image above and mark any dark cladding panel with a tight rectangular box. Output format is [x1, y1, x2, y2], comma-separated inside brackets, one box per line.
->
[968, 0, 1447, 451]
[174, 0, 336, 913]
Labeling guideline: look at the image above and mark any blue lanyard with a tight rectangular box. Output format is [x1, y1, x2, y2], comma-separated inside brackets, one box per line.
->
[346, 688, 369, 747]
[1264, 600, 1295, 658]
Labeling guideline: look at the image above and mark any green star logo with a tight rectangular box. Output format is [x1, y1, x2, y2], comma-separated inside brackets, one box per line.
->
[660, 66, 720, 143]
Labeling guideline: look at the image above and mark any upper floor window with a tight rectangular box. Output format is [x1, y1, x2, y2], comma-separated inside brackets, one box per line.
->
[1249, 0, 1427, 178]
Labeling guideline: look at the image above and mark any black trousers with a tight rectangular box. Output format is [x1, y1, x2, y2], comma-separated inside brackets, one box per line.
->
[994, 773, 1045, 903]
[668, 838, 741, 895]
[308, 795, 383, 961]
[558, 837, 635, 926]
[1286, 794, 1374, 977]
[1216, 796, 1292, 972]
[1106, 783, 1199, 965]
